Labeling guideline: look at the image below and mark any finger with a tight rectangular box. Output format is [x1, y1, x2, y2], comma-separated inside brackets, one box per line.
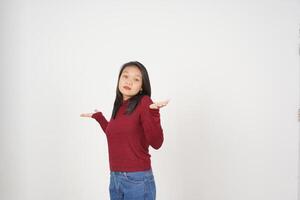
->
[162, 99, 170, 105]
[80, 113, 93, 117]
[157, 100, 169, 105]
[157, 102, 168, 107]
[158, 103, 169, 108]
[162, 100, 170, 106]
[164, 99, 170, 104]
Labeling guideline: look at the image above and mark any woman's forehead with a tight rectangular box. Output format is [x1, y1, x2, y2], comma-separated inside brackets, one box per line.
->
[122, 67, 142, 77]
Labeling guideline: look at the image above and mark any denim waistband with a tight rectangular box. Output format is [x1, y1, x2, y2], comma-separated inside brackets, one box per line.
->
[110, 169, 153, 176]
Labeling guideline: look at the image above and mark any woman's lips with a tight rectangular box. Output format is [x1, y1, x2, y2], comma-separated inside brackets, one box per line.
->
[123, 86, 131, 90]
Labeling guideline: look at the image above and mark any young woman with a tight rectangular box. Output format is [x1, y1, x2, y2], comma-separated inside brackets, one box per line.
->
[80, 61, 169, 200]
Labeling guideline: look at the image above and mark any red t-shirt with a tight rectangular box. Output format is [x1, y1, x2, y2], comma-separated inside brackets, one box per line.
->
[91, 95, 164, 172]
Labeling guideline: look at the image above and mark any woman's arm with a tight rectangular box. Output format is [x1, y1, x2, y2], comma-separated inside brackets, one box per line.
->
[91, 112, 109, 134]
[80, 109, 109, 134]
[140, 96, 164, 149]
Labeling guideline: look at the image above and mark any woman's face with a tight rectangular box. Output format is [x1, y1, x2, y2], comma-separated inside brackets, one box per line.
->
[118, 66, 143, 100]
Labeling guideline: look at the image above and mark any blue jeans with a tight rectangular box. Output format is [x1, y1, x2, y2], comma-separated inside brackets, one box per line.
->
[109, 169, 156, 200]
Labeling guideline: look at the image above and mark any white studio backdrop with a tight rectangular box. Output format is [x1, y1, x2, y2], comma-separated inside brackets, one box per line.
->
[1, 0, 300, 200]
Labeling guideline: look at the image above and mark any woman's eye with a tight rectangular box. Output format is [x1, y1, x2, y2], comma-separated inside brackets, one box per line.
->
[135, 79, 140, 81]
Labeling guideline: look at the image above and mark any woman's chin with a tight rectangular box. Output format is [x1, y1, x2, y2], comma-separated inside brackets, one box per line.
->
[121, 90, 138, 97]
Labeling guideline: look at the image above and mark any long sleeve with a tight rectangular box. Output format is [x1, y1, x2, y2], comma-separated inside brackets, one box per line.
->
[139, 96, 164, 149]
[91, 112, 109, 134]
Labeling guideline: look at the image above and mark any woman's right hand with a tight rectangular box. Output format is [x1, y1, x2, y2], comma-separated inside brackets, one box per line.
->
[80, 109, 100, 118]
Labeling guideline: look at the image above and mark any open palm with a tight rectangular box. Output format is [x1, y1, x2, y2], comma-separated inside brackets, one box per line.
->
[149, 99, 170, 109]
[80, 109, 100, 118]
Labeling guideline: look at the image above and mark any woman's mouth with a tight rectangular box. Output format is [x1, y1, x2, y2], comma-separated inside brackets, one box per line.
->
[123, 86, 131, 90]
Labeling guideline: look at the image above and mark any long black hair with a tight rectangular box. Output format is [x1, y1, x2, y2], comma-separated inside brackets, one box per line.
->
[111, 61, 151, 119]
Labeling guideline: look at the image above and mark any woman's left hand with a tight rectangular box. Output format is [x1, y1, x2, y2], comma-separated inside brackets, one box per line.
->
[149, 99, 170, 109]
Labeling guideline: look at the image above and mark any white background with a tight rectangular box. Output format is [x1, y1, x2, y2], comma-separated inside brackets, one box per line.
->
[1, 0, 300, 200]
